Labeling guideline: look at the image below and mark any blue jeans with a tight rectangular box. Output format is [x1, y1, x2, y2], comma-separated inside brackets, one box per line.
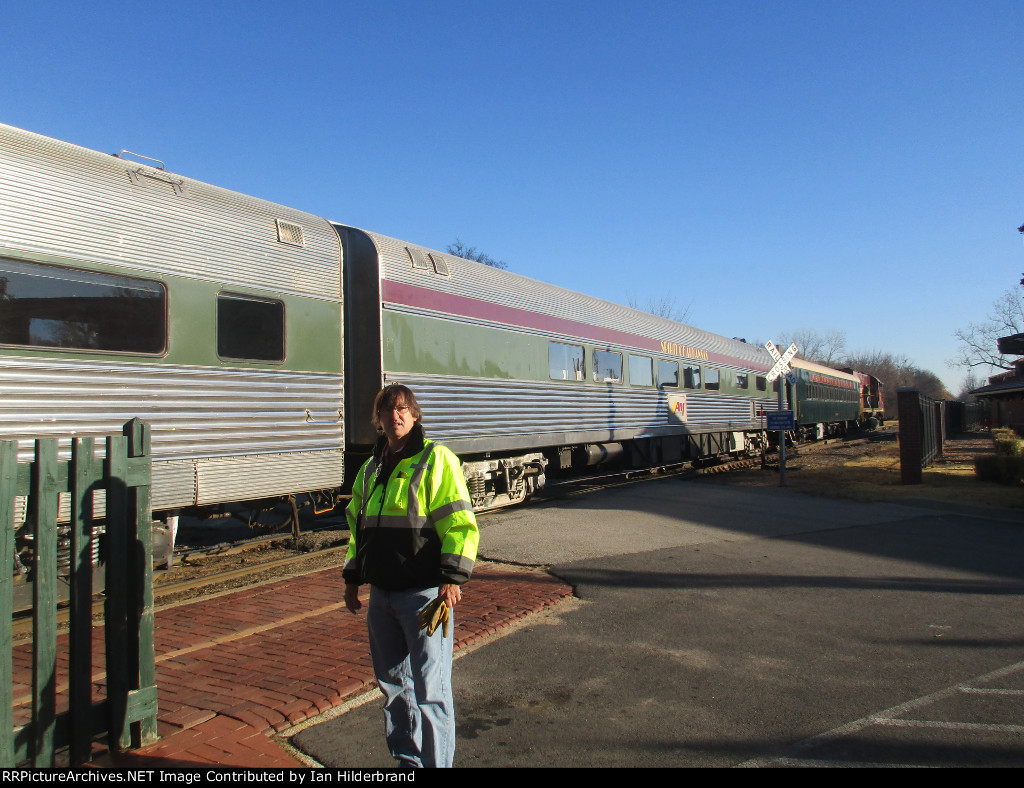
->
[367, 586, 455, 768]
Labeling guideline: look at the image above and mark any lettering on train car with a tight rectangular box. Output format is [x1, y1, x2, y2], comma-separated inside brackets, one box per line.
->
[659, 341, 709, 361]
[809, 373, 858, 388]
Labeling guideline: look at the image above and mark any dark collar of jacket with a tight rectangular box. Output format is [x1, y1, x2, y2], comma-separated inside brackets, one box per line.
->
[372, 421, 427, 463]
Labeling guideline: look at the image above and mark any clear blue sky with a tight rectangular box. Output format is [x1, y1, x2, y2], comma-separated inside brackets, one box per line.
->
[6, 0, 1022, 393]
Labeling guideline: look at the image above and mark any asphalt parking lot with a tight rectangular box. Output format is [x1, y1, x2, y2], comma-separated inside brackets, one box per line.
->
[291, 477, 1024, 768]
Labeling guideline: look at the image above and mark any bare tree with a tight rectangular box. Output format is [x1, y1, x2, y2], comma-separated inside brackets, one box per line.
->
[626, 292, 693, 323]
[951, 281, 1024, 374]
[774, 328, 848, 366]
[956, 371, 981, 401]
[844, 349, 952, 413]
[446, 238, 509, 270]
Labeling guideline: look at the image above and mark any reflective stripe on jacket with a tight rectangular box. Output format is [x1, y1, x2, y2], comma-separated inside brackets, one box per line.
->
[343, 425, 479, 590]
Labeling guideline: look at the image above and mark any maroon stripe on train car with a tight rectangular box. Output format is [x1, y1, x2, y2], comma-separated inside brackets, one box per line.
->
[380, 279, 770, 372]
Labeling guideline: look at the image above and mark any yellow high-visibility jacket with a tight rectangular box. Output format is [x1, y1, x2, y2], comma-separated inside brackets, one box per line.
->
[343, 424, 479, 590]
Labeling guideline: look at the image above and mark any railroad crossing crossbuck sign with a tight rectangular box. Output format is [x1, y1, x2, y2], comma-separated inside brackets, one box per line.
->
[765, 341, 798, 385]
[764, 341, 798, 487]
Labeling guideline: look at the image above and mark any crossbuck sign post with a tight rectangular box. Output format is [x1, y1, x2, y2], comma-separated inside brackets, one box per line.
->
[764, 341, 798, 486]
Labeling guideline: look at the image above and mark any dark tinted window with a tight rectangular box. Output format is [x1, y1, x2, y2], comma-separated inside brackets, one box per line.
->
[217, 294, 284, 362]
[658, 360, 679, 387]
[705, 368, 720, 390]
[0, 259, 165, 353]
[593, 349, 622, 383]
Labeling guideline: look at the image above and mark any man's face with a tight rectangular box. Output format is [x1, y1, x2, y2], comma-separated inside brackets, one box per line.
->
[380, 397, 414, 446]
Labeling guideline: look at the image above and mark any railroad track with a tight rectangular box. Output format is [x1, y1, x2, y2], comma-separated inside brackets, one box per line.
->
[11, 435, 876, 639]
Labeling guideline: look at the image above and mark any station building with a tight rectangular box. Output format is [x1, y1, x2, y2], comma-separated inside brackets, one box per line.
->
[971, 332, 1024, 433]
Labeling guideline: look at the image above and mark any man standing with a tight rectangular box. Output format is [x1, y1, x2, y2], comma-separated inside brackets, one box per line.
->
[343, 384, 479, 768]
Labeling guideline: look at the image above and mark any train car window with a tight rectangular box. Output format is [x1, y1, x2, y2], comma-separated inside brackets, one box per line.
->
[548, 342, 585, 381]
[628, 355, 653, 387]
[593, 349, 622, 383]
[658, 360, 679, 387]
[217, 294, 284, 362]
[682, 364, 701, 389]
[736, 373, 749, 389]
[0, 258, 165, 353]
[756, 376, 767, 391]
[705, 368, 720, 390]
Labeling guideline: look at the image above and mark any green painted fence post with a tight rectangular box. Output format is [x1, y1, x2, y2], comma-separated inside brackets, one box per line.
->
[4, 421, 156, 765]
[104, 435, 129, 752]
[0, 441, 17, 768]
[30, 439, 59, 767]
[70, 437, 101, 765]
[124, 419, 157, 748]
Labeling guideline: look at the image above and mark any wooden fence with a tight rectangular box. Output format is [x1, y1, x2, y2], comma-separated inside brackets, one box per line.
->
[1, 419, 157, 767]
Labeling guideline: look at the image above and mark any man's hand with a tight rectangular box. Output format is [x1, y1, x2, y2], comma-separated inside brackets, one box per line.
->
[344, 584, 363, 613]
[439, 583, 462, 609]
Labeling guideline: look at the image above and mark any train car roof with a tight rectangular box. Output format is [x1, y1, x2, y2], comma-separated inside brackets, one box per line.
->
[0, 123, 342, 302]
[791, 357, 861, 383]
[337, 224, 775, 374]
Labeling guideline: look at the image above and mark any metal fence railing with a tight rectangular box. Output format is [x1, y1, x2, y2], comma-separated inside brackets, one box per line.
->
[897, 389, 942, 484]
[944, 400, 987, 434]
[1, 419, 157, 767]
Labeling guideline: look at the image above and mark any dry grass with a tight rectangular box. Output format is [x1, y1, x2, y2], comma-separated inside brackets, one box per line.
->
[708, 426, 1024, 511]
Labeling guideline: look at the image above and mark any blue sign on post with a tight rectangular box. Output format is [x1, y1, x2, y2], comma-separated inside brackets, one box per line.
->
[766, 410, 794, 431]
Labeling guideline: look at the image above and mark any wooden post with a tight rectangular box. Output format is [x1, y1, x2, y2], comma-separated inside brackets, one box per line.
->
[124, 419, 157, 748]
[0, 441, 17, 768]
[69, 438, 100, 764]
[2, 421, 157, 766]
[30, 440, 59, 767]
[104, 434, 130, 752]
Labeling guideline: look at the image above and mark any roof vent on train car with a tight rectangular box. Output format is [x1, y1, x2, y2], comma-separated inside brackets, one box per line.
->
[276, 219, 305, 247]
[406, 247, 431, 270]
[428, 253, 450, 276]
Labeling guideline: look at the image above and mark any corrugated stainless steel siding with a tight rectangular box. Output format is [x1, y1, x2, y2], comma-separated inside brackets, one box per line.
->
[10, 450, 343, 525]
[0, 354, 344, 512]
[0, 123, 341, 301]
[12, 458, 201, 520]
[0, 355, 343, 460]
[356, 228, 769, 369]
[389, 373, 766, 446]
[754, 397, 783, 415]
[194, 451, 343, 506]
[153, 461, 200, 509]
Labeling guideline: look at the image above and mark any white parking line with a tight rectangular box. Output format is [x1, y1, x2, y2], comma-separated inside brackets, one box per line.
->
[737, 658, 1024, 768]
[878, 719, 1024, 734]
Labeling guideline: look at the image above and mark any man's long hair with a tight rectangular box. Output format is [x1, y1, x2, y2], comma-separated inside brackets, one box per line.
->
[370, 384, 423, 432]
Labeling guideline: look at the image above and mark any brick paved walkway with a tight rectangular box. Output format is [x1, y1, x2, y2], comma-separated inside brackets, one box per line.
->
[13, 563, 573, 768]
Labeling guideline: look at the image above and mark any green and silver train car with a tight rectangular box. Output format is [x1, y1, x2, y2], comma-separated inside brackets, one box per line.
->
[336, 225, 786, 510]
[1, 122, 869, 534]
[0, 123, 345, 529]
[787, 359, 862, 440]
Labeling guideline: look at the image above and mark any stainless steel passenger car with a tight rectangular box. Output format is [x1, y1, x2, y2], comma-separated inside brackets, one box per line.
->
[335, 225, 786, 510]
[0, 123, 345, 526]
[1, 122, 868, 530]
